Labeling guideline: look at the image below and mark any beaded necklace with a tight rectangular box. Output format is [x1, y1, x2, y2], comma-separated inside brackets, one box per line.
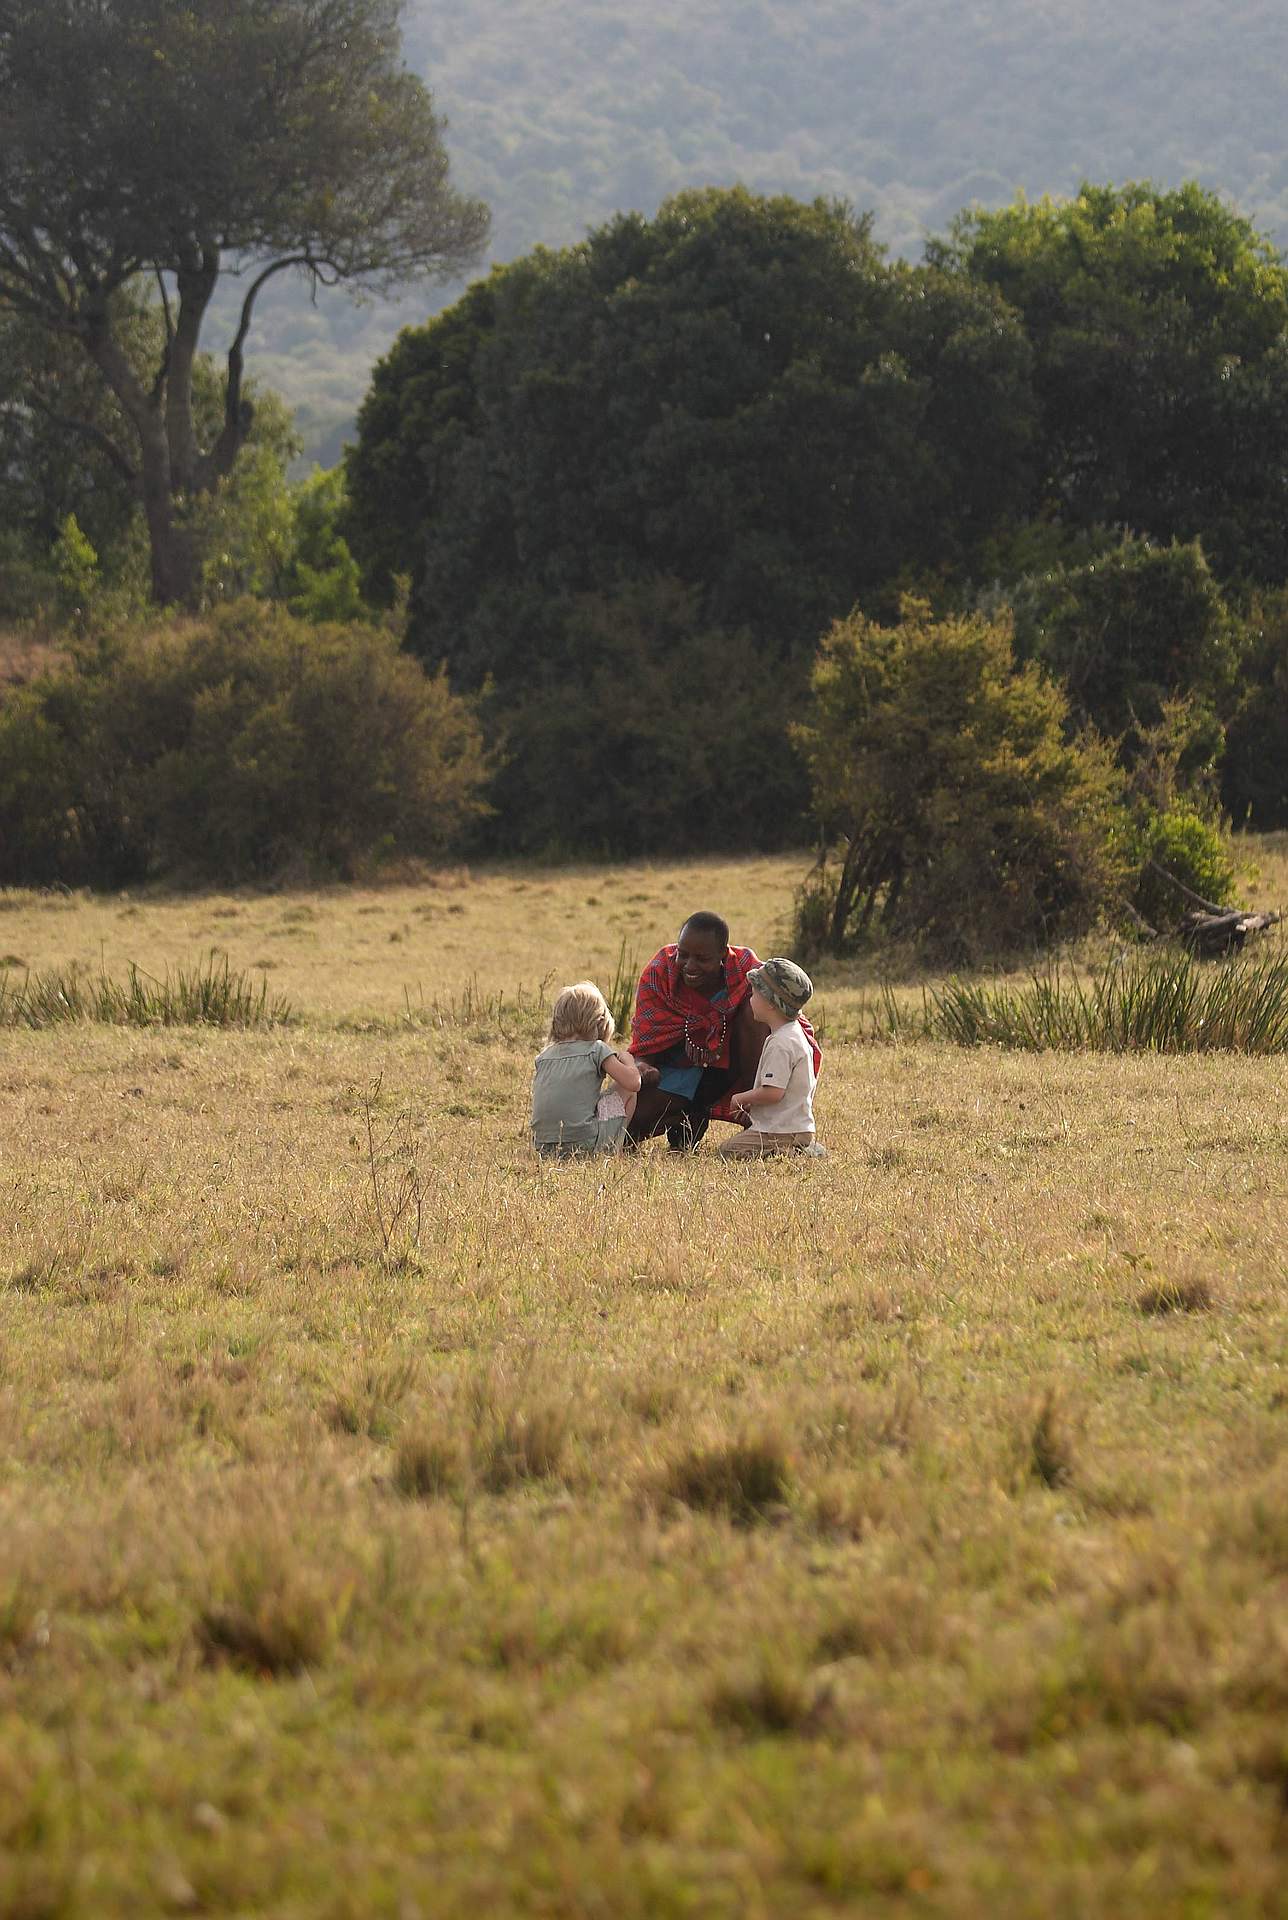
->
[683, 1009, 728, 1066]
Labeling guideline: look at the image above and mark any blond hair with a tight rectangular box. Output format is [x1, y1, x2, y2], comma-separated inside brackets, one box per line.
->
[549, 980, 613, 1044]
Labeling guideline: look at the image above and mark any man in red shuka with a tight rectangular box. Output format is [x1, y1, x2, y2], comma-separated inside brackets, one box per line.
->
[627, 912, 819, 1151]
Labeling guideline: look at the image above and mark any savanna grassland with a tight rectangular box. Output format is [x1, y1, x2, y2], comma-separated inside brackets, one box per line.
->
[3, 850, 1288, 1918]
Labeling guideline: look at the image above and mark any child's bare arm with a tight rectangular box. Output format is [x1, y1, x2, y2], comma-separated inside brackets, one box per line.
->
[603, 1050, 642, 1093]
[731, 1084, 785, 1111]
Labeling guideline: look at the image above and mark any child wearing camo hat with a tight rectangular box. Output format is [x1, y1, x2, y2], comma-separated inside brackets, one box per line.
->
[717, 957, 823, 1159]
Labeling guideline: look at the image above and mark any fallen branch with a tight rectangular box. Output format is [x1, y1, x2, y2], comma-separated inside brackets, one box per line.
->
[1179, 908, 1282, 958]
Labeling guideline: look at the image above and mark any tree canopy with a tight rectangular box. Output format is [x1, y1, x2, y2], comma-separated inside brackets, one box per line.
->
[206, 0, 1288, 448]
[0, 0, 487, 602]
[935, 182, 1288, 580]
[346, 186, 1035, 678]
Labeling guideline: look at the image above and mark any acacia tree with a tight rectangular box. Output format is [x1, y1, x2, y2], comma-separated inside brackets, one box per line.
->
[0, 0, 487, 604]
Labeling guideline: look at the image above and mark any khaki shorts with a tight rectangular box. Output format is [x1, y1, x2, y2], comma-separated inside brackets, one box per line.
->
[715, 1129, 817, 1159]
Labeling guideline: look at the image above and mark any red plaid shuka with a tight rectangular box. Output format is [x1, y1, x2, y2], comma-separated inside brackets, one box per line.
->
[630, 944, 820, 1122]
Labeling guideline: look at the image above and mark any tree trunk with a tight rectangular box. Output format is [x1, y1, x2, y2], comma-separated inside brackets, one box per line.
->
[85, 312, 200, 607]
[829, 836, 868, 952]
[167, 252, 219, 494]
[140, 446, 199, 605]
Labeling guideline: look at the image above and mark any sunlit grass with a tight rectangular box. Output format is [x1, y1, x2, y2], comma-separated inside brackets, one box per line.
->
[1, 845, 1287, 1915]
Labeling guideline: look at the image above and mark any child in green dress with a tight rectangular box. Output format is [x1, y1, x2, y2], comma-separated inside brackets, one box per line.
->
[531, 981, 641, 1158]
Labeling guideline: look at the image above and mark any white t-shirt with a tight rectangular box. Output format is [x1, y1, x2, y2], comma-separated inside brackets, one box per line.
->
[752, 1019, 816, 1135]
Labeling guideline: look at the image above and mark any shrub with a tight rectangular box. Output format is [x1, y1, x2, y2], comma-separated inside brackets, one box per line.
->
[1128, 803, 1237, 928]
[0, 600, 491, 886]
[50, 513, 100, 627]
[792, 599, 1127, 960]
[0, 689, 85, 885]
[0, 529, 54, 621]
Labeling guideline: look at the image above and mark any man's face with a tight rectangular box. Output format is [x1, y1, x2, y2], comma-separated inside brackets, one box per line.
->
[676, 923, 726, 991]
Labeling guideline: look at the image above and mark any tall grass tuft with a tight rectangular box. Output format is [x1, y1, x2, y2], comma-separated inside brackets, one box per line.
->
[0, 953, 291, 1029]
[660, 1430, 793, 1525]
[393, 941, 639, 1044]
[1022, 1389, 1077, 1490]
[396, 974, 550, 1041]
[871, 948, 1288, 1055]
[197, 1543, 346, 1676]
[606, 937, 642, 1042]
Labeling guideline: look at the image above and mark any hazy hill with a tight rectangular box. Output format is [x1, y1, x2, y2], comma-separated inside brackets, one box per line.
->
[238, 0, 1288, 461]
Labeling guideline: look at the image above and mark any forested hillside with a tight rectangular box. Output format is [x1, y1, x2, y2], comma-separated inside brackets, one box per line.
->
[244, 0, 1288, 459]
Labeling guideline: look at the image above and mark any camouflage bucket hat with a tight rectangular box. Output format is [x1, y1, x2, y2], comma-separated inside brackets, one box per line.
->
[748, 957, 814, 1018]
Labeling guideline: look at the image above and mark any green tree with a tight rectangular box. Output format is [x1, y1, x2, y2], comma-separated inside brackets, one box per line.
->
[792, 601, 1126, 960]
[346, 187, 1035, 682]
[282, 469, 368, 624]
[935, 182, 1288, 580]
[0, 0, 487, 606]
[50, 515, 101, 628]
[0, 296, 156, 565]
[2, 288, 306, 621]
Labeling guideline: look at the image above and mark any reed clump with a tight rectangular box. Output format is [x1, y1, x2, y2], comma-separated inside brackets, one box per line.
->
[0, 953, 291, 1029]
[868, 947, 1288, 1054]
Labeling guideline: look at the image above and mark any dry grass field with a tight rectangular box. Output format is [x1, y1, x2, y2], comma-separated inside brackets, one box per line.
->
[3, 848, 1288, 1918]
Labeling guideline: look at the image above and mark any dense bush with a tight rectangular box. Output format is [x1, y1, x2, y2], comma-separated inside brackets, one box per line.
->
[0, 602, 490, 887]
[792, 601, 1127, 962]
[1126, 805, 1237, 929]
[480, 576, 807, 855]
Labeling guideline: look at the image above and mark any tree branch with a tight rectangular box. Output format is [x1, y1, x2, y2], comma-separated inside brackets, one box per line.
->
[154, 269, 175, 345]
[199, 253, 320, 487]
[149, 268, 175, 405]
[25, 392, 138, 487]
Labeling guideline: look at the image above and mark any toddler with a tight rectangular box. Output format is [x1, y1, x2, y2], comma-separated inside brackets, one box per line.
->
[718, 957, 822, 1158]
[531, 981, 642, 1158]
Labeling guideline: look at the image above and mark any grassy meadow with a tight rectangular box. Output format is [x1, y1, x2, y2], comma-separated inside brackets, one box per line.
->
[3, 849, 1288, 1917]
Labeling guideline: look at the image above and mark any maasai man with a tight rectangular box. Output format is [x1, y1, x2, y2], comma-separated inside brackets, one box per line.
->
[628, 912, 819, 1149]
